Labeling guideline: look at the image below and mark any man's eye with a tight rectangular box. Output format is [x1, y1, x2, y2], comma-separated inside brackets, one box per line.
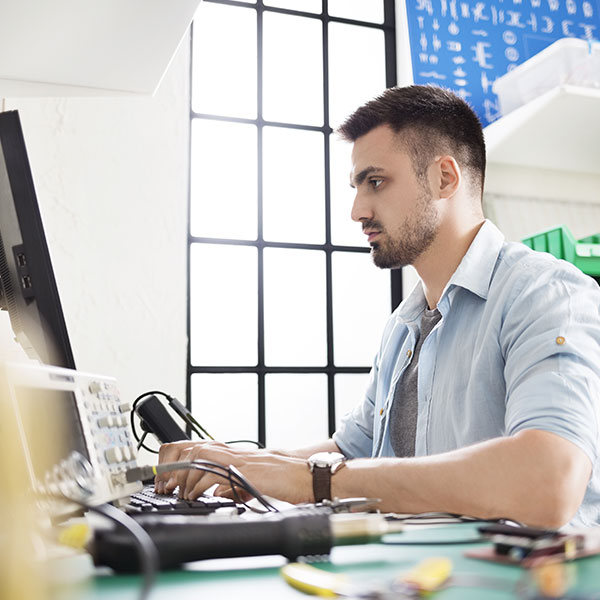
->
[370, 179, 383, 189]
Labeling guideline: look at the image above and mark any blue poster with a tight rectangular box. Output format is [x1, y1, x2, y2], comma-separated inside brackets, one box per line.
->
[405, 0, 600, 125]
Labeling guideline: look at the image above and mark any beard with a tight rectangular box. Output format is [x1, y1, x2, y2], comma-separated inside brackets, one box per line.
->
[367, 188, 439, 269]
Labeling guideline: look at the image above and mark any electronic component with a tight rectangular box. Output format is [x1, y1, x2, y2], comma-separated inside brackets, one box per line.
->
[477, 523, 585, 561]
[1, 360, 142, 516]
[134, 394, 188, 444]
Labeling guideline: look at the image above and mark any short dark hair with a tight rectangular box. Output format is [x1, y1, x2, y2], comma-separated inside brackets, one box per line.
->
[337, 85, 486, 195]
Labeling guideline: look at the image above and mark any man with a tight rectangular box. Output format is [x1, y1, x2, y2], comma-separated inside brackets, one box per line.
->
[156, 85, 600, 528]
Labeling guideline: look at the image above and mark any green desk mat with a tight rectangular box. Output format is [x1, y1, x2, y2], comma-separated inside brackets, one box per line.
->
[55, 523, 600, 600]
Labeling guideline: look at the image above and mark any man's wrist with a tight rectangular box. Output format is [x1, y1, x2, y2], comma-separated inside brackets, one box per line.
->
[307, 452, 347, 502]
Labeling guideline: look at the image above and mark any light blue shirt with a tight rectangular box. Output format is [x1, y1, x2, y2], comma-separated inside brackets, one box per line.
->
[333, 220, 600, 527]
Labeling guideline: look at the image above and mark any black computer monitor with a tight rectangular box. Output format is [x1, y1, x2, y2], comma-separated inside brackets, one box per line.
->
[0, 110, 75, 369]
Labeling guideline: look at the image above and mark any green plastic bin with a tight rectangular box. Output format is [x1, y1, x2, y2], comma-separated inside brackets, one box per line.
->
[521, 225, 600, 276]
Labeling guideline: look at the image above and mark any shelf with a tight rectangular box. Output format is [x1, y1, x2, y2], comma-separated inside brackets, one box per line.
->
[0, 0, 201, 97]
[484, 85, 600, 175]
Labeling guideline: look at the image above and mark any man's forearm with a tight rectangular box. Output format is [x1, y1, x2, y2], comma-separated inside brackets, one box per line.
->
[332, 429, 591, 528]
[270, 438, 341, 459]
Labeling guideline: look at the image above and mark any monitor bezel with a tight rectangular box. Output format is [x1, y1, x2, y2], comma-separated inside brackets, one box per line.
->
[0, 110, 75, 369]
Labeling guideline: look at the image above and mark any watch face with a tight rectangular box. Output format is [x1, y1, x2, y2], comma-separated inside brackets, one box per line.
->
[309, 451, 345, 468]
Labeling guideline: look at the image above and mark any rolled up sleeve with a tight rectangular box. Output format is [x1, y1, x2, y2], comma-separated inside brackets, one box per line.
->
[503, 263, 600, 465]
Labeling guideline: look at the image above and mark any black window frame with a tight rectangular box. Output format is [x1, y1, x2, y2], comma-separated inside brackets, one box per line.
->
[187, 0, 400, 446]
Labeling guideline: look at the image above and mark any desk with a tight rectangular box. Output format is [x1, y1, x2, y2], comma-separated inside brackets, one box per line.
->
[57, 524, 600, 600]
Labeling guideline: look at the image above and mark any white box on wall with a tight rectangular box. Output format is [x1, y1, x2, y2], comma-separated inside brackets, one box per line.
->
[493, 38, 600, 117]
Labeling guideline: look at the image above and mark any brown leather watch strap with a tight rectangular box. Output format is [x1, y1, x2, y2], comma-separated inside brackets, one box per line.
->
[312, 465, 332, 503]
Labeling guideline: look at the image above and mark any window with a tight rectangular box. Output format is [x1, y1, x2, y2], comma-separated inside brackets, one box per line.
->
[189, 0, 399, 447]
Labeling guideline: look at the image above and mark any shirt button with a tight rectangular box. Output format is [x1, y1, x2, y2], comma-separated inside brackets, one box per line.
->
[407, 349, 413, 358]
[379, 408, 384, 416]
[556, 336, 566, 345]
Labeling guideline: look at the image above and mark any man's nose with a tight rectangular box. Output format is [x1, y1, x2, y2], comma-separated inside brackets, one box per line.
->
[351, 191, 373, 223]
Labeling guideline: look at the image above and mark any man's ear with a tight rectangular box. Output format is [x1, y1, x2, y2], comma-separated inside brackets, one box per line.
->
[434, 155, 461, 199]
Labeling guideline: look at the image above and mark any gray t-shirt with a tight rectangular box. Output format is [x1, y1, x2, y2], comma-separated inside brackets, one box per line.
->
[389, 307, 442, 457]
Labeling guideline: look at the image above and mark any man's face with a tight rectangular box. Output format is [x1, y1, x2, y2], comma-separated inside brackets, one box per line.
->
[350, 125, 440, 269]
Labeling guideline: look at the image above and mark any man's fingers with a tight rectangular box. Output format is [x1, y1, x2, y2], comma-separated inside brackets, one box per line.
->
[183, 472, 220, 500]
[155, 442, 197, 491]
[155, 440, 255, 498]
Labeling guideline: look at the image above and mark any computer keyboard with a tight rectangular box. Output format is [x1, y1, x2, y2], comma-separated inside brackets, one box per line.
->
[125, 485, 244, 515]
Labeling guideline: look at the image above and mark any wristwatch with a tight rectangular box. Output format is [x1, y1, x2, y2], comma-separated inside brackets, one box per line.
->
[307, 451, 346, 503]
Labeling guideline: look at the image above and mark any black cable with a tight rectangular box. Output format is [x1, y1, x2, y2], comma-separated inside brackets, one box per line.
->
[382, 538, 485, 545]
[384, 513, 525, 527]
[385, 512, 476, 522]
[187, 463, 267, 514]
[188, 460, 279, 513]
[381, 515, 523, 546]
[51, 497, 158, 600]
[130, 390, 263, 451]
[88, 503, 158, 600]
[135, 431, 154, 454]
[223, 462, 275, 511]
[228, 464, 274, 513]
[226, 438, 265, 449]
[178, 408, 214, 440]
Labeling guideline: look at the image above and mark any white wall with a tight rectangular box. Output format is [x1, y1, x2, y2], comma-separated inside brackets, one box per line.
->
[3, 35, 191, 411]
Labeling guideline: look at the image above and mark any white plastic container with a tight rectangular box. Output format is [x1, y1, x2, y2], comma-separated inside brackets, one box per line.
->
[493, 37, 600, 116]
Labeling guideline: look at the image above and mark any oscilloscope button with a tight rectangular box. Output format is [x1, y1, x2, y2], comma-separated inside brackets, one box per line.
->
[98, 415, 116, 428]
[89, 381, 102, 395]
[104, 447, 123, 464]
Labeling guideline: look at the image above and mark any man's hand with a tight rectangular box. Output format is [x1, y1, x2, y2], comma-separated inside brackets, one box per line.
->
[154, 440, 314, 504]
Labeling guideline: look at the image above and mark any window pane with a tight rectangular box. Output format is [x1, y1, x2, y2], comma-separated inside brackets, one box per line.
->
[264, 0, 321, 13]
[264, 248, 326, 366]
[190, 120, 257, 240]
[265, 374, 328, 448]
[190, 244, 257, 366]
[332, 252, 390, 366]
[191, 4, 257, 118]
[328, 23, 386, 128]
[263, 13, 323, 125]
[328, 0, 384, 23]
[191, 373, 258, 442]
[330, 135, 368, 247]
[335, 373, 370, 429]
[263, 127, 325, 244]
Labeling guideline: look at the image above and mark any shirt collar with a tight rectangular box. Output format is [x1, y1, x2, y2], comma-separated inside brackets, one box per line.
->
[445, 219, 505, 301]
[395, 220, 505, 322]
